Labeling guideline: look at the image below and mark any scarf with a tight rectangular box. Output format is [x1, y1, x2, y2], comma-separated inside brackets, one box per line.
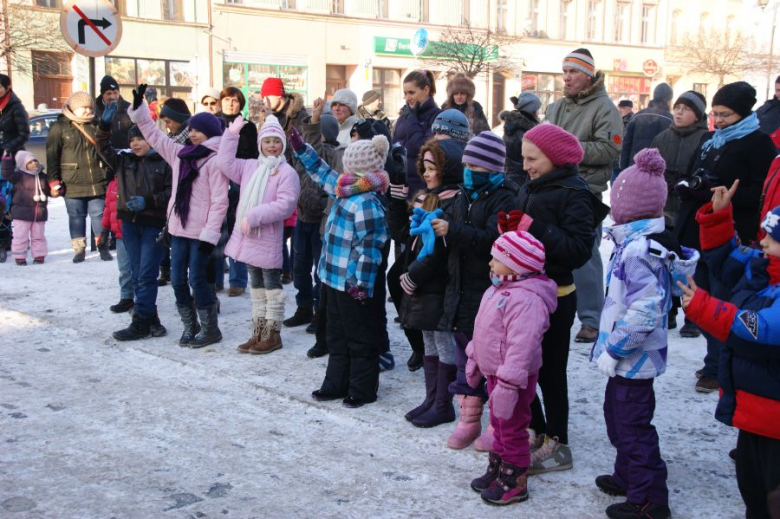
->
[174, 144, 214, 227]
[62, 104, 95, 124]
[0, 90, 11, 113]
[700, 112, 760, 159]
[236, 153, 285, 236]
[412, 186, 459, 209]
[490, 272, 539, 287]
[335, 170, 389, 198]
[464, 169, 504, 201]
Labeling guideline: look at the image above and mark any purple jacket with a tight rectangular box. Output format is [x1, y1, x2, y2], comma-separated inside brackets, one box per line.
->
[466, 275, 558, 389]
[217, 130, 300, 269]
[1, 154, 49, 222]
[129, 102, 228, 245]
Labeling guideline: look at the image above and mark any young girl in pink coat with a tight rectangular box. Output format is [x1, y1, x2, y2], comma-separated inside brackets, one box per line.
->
[218, 114, 300, 355]
[465, 230, 558, 506]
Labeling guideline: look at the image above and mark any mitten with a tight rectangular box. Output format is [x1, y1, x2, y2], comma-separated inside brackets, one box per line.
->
[347, 284, 368, 304]
[465, 358, 483, 389]
[289, 126, 305, 153]
[198, 240, 215, 255]
[228, 115, 247, 136]
[387, 144, 408, 185]
[98, 230, 110, 249]
[490, 380, 519, 420]
[399, 272, 417, 295]
[132, 84, 147, 110]
[100, 101, 117, 129]
[597, 351, 619, 378]
[126, 196, 146, 212]
[497, 210, 525, 234]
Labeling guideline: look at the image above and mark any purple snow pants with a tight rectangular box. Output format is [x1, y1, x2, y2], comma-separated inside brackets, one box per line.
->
[487, 373, 539, 467]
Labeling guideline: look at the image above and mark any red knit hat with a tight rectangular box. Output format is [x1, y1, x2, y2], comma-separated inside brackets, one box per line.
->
[491, 231, 546, 276]
[260, 77, 285, 97]
[522, 123, 583, 167]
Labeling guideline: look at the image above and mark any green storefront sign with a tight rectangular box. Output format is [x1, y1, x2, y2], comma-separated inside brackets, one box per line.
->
[374, 36, 498, 61]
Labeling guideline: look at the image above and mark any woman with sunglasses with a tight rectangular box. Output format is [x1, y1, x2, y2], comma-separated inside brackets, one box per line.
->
[675, 81, 776, 395]
[200, 89, 221, 115]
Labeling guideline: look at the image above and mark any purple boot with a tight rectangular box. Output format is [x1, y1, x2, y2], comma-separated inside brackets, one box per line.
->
[481, 461, 529, 506]
[404, 356, 438, 422]
[412, 361, 457, 428]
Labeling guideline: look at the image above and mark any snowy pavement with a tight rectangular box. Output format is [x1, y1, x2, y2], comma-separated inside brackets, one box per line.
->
[1, 197, 744, 518]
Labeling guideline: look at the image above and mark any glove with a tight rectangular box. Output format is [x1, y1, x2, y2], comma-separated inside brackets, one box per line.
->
[98, 230, 110, 249]
[399, 272, 417, 295]
[409, 208, 442, 260]
[387, 144, 408, 185]
[497, 210, 525, 234]
[125, 196, 146, 212]
[101, 101, 118, 126]
[597, 351, 619, 378]
[198, 240, 215, 255]
[228, 115, 247, 136]
[240, 216, 252, 235]
[132, 84, 148, 110]
[289, 126, 305, 153]
[465, 358, 483, 389]
[490, 380, 519, 420]
[347, 284, 368, 304]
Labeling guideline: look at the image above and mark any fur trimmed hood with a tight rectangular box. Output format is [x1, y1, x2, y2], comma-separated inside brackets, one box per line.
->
[565, 71, 607, 101]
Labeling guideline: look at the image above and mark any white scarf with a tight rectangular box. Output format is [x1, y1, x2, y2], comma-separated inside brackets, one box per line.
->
[236, 153, 285, 236]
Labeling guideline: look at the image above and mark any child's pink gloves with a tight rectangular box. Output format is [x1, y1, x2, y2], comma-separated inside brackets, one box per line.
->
[597, 351, 619, 377]
[228, 115, 247, 136]
[490, 380, 519, 420]
[465, 358, 483, 389]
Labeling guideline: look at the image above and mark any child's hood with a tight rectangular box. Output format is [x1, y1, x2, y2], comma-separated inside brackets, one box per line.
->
[605, 216, 666, 245]
[503, 275, 559, 315]
[15, 151, 41, 175]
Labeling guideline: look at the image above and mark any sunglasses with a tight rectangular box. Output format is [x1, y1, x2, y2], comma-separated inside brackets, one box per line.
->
[202, 101, 217, 106]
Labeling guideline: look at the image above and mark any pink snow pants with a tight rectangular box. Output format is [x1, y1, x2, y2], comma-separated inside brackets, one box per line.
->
[12, 220, 47, 260]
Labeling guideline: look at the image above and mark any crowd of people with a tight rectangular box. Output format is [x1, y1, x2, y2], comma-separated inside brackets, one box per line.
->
[1, 45, 780, 518]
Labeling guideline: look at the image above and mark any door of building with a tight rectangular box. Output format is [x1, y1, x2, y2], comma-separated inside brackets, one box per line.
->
[32, 51, 73, 109]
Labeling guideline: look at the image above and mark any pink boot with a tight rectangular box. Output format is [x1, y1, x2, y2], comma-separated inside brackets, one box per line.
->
[447, 395, 483, 449]
[474, 424, 495, 452]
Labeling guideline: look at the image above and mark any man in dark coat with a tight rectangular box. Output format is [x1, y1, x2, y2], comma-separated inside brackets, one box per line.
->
[619, 83, 673, 169]
[94, 75, 134, 151]
[757, 75, 780, 148]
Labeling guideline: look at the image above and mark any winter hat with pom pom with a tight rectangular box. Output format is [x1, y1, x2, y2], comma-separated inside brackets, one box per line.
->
[523, 123, 583, 167]
[610, 148, 667, 225]
[258, 114, 287, 155]
[343, 134, 389, 173]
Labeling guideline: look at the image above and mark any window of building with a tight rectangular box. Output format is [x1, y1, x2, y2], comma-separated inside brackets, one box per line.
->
[608, 75, 651, 108]
[726, 14, 736, 39]
[497, 0, 509, 34]
[223, 61, 308, 123]
[106, 56, 193, 104]
[332, 0, 344, 14]
[587, 0, 598, 40]
[693, 83, 707, 98]
[325, 65, 347, 99]
[35, 0, 58, 8]
[559, 0, 569, 40]
[670, 9, 681, 45]
[461, 0, 470, 24]
[615, 1, 629, 43]
[528, 0, 540, 35]
[225, 0, 243, 4]
[373, 68, 402, 117]
[641, 4, 653, 43]
[699, 12, 710, 40]
[522, 72, 564, 115]
[161, 0, 182, 21]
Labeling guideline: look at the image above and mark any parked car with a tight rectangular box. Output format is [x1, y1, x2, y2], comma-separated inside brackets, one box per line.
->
[26, 110, 61, 169]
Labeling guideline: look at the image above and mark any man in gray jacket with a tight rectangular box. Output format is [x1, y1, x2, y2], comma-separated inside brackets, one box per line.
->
[545, 48, 623, 343]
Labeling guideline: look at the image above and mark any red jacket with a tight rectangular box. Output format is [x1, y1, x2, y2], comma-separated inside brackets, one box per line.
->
[759, 156, 780, 241]
[101, 178, 122, 239]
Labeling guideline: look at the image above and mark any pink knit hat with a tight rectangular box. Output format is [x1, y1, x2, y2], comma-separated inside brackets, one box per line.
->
[491, 231, 546, 276]
[258, 115, 287, 155]
[522, 123, 583, 167]
[610, 148, 667, 225]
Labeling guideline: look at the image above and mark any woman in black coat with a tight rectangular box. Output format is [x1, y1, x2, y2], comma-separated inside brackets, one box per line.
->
[0, 74, 30, 158]
[499, 92, 541, 186]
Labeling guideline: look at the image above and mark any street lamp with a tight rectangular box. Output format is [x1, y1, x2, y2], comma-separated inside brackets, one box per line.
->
[759, 0, 779, 100]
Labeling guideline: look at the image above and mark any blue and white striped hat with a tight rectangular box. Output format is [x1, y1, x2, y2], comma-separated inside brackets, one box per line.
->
[462, 131, 506, 172]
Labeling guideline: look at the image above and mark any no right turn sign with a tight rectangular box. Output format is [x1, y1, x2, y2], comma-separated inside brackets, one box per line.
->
[60, 0, 123, 58]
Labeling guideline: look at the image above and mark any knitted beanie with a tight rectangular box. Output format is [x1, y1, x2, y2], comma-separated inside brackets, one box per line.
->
[200, 88, 221, 103]
[491, 230, 546, 276]
[462, 131, 506, 171]
[362, 89, 380, 104]
[712, 81, 757, 117]
[258, 115, 287, 155]
[66, 91, 94, 110]
[343, 135, 389, 173]
[432, 109, 470, 142]
[160, 98, 191, 123]
[674, 91, 707, 121]
[760, 206, 780, 242]
[128, 124, 144, 141]
[562, 48, 595, 77]
[331, 89, 358, 115]
[512, 92, 542, 114]
[100, 75, 119, 94]
[15, 150, 37, 172]
[320, 113, 339, 145]
[447, 72, 476, 99]
[653, 83, 674, 104]
[188, 112, 224, 139]
[260, 77, 285, 97]
[610, 148, 667, 225]
[523, 124, 583, 167]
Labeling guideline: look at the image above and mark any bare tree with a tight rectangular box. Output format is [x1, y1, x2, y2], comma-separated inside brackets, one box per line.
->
[670, 29, 770, 89]
[420, 22, 520, 79]
[0, 0, 69, 78]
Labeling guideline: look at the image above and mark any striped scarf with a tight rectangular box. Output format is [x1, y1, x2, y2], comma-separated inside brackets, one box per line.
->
[335, 170, 389, 198]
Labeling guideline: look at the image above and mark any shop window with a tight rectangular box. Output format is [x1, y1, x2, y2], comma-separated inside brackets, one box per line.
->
[521, 72, 564, 115]
[373, 68, 402, 117]
[223, 61, 308, 123]
[608, 75, 651, 109]
[106, 56, 193, 104]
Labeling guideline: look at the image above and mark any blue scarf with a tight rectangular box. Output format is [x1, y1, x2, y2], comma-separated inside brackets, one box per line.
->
[464, 168, 505, 201]
[700, 112, 759, 159]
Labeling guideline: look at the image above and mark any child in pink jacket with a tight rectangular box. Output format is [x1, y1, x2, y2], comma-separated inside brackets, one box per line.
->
[128, 85, 229, 349]
[465, 230, 558, 506]
[218, 114, 300, 355]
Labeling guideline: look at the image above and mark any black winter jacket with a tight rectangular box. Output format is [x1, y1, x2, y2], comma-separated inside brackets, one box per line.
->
[619, 101, 672, 169]
[516, 165, 609, 287]
[500, 110, 538, 186]
[393, 97, 441, 196]
[757, 97, 780, 143]
[46, 115, 108, 198]
[676, 129, 776, 249]
[438, 181, 519, 333]
[94, 96, 134, 151]
[96, 126, 171, 228]
[1, 157, 49, 222]
[0, 92, 30, 156]
[442, 99, 491, 136]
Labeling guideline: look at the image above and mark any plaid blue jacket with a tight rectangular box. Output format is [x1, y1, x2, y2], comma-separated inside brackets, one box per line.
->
[295, 144, 388, 297]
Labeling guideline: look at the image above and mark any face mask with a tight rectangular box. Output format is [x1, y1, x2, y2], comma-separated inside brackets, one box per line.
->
[463, 167, 491, 190]
[490, 274, 503, 287]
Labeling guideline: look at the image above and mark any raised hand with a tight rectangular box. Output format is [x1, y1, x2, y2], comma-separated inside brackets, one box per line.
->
[132, 84, 148, 110]
[312, 97, 325, 123]
[676, 275, 698, 310]
[289, 126, 305, 153]
[711, 179, 739, 213]
[228, 114, 248, 136]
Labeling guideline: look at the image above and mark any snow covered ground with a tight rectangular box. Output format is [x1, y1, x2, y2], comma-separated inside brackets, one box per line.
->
[1, 197, 744, 518]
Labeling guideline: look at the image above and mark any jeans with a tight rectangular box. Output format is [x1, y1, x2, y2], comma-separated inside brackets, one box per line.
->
[115, 238, 134, 300]
[121, 221, 165, 318]
[248, 267, 282, 289]
[573, 225, 604, 329]
[292, 221, 322, 309]
[229, 258, 247, 288]
[170, 235, 215, 309]
[63, 196, 105, 240]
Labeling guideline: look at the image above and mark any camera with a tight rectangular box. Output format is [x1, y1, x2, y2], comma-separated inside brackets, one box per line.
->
[688, 168, 718, 191]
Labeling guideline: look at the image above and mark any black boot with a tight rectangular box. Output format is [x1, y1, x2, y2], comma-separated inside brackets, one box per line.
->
[412, 361, 457, 428]
[157, 266, 170, 287]
[283, 306, 313, 327]
[150, 306, 167, 338]
[110, 299, 135, 313]
[307, 341, 329, 359]
[407, 350, 424, 372]
[305, 311, 319, 334]
[112, 314, 152, 341]
[176, 303, 200, 346]
[98, 242, 113, 261]
[404, 356, 438, 421]
[189, 303, 222, 348]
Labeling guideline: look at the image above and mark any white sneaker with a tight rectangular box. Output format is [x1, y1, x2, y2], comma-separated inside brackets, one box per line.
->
[528, 429, 544, 452]
[528, 435, 573, 475]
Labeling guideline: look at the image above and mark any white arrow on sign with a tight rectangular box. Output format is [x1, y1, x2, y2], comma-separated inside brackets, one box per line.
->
[60, 0, 123, 58]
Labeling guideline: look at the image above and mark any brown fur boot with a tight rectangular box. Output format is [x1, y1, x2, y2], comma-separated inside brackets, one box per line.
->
[237, 319, 265, 354]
